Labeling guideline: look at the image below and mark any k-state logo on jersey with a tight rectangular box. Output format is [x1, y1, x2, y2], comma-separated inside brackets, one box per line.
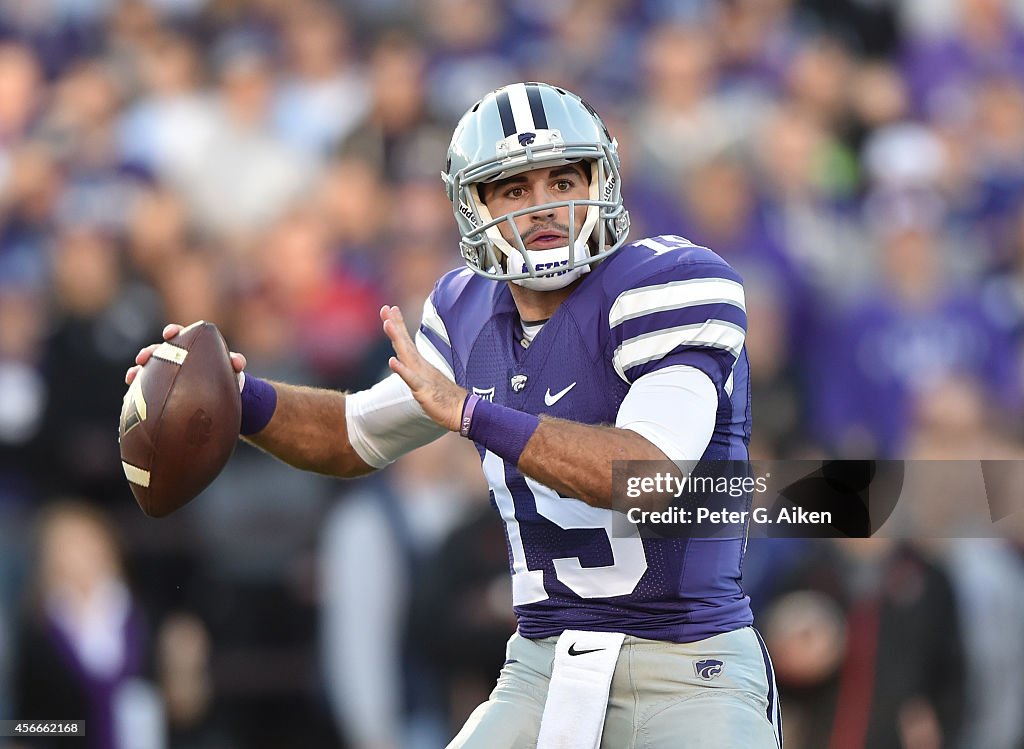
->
[694, 659, 724, 681]
[510, 375, 528, 392]
[472, 386, 495, 402]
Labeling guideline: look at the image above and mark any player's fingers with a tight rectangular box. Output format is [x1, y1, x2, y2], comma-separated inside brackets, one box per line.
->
[162, 323, 185, 340]
[388, 355, 417, 386]
[135, 343, 160, 366]
[382, 306, 420, 360]
[125, 365, 140, 385]
[381, 312, 416, 359]
[229, 352, 246, 373]
[382, 319, 411, 360]
[384, 322, 419, 367]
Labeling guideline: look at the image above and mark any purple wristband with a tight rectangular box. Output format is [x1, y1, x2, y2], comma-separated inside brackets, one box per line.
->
[463, 397, 540, 466]
[460, 394, 481, 437]
[240, 375, 277, 435]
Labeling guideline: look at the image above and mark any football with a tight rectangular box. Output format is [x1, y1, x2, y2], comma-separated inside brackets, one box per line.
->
[119, 321, 241, 517]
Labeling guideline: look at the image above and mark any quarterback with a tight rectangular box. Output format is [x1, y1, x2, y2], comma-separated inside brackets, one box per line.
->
[128, 83, 781, 748]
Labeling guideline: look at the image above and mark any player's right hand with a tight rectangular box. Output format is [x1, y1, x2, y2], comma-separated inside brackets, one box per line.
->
[125, 323, 247, 389]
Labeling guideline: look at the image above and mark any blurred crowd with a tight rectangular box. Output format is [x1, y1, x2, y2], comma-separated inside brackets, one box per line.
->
[1, 0, 1024, 747]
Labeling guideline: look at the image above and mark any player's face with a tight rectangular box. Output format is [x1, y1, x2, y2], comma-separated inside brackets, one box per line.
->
[480, 164, 590, 251]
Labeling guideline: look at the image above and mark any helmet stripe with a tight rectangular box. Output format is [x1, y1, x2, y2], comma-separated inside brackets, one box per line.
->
[526, 83, 549, 129]
[506, 83, 535, 132]
[495, 90, 516, 137]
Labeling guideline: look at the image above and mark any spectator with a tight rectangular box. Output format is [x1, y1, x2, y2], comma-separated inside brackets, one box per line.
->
[320, 436, 484, 748]
[0, 1, 105, 79]
[675, 153, 803, 298]
[752, 104, 866, 299]
[35, 61, 155, 234]
[156, 612, 226, 749]
[632, 24, 762, 188]
[313, 154, 391, 275]
[272, 1, 370, 157]
[343, 31, 452, 182]
[255, 209, 384, 388]
[168, 33, 316, 247]
[117, 32, 214, 180]
[847, 60, 911, 150]
[410, 498, 517, 737]
[510, 0, 641, 105]
[808, 194, 1020, 455]
[900, 0, 1024, 120]
[761, 538, 965, 749]
[743, 274, 808, 459]
[11, 501, 164, 749]
[796, 0, 901, 58]
[123, 185, 192, 286]
[0, 286, 46, 468]
[980, 202, 1024, 372]
[946, 533, 1024, 749]
[32, 228, 157, 506]
[710, 0, 800, 88]
[0, 43, 43, 163]
[906, 375, 1024, 460]
[0, 145, 61, 290]
[420, 0, 517, 123]
[783, 35, 855, 135]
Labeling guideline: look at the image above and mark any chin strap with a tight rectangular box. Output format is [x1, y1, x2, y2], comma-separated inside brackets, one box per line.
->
[506, 234, 593, 291]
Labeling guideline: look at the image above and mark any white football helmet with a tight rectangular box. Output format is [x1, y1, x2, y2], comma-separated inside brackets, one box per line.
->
[442, 82, 630, 290]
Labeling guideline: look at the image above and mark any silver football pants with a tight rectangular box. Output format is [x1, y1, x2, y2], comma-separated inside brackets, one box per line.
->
[447, 626, 782, 749]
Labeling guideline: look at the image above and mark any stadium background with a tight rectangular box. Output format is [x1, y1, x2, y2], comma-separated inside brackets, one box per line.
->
[1, 0, 1023, 747]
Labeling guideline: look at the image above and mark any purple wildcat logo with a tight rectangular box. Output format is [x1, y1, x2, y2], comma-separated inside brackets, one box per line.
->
[518, 132, 536, 146]
[694, 659, 724, 681]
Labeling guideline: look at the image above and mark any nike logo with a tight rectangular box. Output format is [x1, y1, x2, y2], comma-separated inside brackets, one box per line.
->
[544, 382, 576, 406]
[568, 643, 604, 657]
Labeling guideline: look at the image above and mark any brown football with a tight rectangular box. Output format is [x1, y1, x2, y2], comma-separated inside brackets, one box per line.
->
[119, 321, 241, 517]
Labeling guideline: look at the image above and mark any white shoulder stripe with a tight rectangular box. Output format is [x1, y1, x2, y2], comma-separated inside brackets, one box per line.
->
[420, 296, 450, 346]
[506, 83, 535, 131]
[612, 320, 745, 381]
[609, 278, 745, 328]
[415, 330, 456, 382]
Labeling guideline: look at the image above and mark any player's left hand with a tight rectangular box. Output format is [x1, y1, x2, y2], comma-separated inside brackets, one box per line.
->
[381, 305, 467, 432]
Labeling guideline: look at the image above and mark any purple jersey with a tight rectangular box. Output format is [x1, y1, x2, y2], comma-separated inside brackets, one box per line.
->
[419, 235, 753, 643]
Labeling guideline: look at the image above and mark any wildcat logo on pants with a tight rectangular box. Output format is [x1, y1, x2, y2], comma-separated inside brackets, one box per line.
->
[694, 659, 724, 681]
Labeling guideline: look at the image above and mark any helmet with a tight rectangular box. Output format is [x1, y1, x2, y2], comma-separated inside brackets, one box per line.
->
[442, 82, 630, 291]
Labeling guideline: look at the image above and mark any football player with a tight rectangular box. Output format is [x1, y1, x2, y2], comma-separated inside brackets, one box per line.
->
[127, 82, 781, 748]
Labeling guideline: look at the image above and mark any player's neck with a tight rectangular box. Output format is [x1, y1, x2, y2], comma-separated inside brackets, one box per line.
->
[507, 278, 583, 322]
